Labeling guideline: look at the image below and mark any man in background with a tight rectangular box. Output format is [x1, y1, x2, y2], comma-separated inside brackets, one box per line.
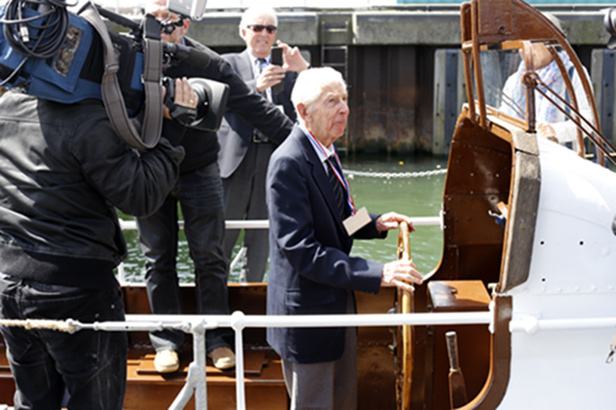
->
[218, 7, 309, 283]
[137, 0, 295, 374]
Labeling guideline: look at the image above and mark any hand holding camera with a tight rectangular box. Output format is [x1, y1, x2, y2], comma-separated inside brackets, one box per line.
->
[163, 77, 198, 124]
[256, 65, 286, 94]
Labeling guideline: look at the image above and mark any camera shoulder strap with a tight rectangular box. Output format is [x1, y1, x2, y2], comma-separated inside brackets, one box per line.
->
[79, 2, 163, 150]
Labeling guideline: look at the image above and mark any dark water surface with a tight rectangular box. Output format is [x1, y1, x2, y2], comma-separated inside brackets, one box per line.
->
[119, 154, 447, 283]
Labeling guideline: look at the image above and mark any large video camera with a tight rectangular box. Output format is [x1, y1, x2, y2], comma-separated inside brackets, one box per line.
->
[0, 0, 229, 149]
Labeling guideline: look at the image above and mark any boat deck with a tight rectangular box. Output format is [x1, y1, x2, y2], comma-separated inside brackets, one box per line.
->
[0, 283, 398, 410]
[123, 347, 287, 409]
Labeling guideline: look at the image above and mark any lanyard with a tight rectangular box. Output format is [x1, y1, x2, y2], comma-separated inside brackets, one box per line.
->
[304, 128, 356, 215]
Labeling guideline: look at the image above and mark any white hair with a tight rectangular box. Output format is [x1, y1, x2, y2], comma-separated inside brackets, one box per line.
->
[239, 7, 278, 36]
[291, 67, 347, 126]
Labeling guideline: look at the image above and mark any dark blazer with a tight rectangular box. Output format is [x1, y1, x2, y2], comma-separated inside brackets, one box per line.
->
[265, 125, 386, 364]
[217, 50, 298, 179]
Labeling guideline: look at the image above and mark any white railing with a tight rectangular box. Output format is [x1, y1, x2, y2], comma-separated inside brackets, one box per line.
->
[75, 308, 494, 410]
[116, 216, 442, 284]
[111, 214, 446, 408]
[118, 216, 442, 231]
[10, 305, 616, 408]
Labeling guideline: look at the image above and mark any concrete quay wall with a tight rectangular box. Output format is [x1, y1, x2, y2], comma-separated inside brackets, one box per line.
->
[187, 6, 610, 155]
[192, 6, 608, 47]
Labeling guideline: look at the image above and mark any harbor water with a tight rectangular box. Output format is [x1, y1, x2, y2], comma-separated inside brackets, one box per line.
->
[119, 154, 447, 283]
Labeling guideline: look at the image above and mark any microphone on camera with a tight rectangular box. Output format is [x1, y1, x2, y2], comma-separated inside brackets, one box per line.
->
[162, 43, 211, 68]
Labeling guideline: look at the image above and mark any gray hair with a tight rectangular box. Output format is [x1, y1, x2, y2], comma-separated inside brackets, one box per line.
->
[239, 7, 278, 35]
[291, 67, 347, 125]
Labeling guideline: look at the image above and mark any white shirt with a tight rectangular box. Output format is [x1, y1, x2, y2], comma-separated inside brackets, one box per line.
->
[250, 54, 272, 101]
[300, 124, 337, 174]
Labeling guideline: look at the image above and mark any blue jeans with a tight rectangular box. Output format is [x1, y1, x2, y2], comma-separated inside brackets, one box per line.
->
[0, 276, 127, 410]
[136, 162, 232, 353]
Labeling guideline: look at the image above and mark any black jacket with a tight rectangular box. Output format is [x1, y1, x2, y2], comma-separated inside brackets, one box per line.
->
[164, 38, 294, 175]
[0, 92, 185, 289]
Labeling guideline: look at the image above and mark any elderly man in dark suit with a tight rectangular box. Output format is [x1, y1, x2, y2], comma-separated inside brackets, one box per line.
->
[218, 7, 309, 283]
[266, 67, 424, 410]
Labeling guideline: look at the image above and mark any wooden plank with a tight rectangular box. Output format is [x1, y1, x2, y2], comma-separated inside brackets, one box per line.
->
[135, 349, 268, 377]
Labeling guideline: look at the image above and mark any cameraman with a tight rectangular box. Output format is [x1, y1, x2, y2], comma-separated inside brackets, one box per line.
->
[0, 77, 195, 409]
[137, 0, 294, 373]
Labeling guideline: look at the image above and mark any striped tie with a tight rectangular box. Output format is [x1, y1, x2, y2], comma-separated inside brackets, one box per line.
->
[256, 58, 266, 74]
[254, 58, 269, 142]
[256, 58, 268, 99]
[328, 156, 347, 219]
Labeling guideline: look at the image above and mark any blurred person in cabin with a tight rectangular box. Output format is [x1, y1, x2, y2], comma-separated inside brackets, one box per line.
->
[499, 13, 594, 152]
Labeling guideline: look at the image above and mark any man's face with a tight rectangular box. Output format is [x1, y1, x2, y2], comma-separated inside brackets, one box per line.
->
[303, 82, 349, 148]
[240, 14, 277, 59]
[147, 0, 190, 44]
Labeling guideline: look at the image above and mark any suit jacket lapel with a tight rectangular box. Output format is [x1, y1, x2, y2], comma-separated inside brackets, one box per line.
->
[239, 50, 255, 82]
[299, 134, 347, 232]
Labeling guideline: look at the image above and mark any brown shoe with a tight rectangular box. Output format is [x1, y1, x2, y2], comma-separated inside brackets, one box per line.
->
[207, 347, 236, 370]
[154, 350, 180, 373]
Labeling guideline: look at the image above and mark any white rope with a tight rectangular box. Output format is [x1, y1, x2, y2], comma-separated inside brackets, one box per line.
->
[345, 167, 447, 179]
[0, 318, 78, 333]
